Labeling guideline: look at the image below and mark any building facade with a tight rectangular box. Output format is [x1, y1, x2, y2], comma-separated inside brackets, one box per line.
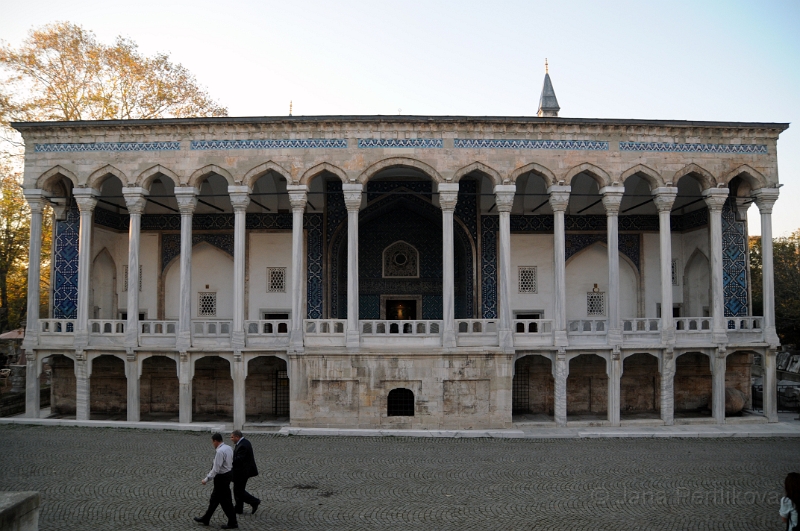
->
[14, 83, 788, 430]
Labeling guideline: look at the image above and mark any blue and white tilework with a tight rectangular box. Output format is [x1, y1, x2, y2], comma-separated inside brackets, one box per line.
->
[191, 139, 347, 150]
[480, 216, 498, 319]
[722, 197, 748, 317]
[305, 213, 324, 319]
[53, 206, 79, 319]
[619, 142, 767, 154]
[455, 139, 608, 151]
[357, 139, 443, 149]
[35, 142, 180, 153]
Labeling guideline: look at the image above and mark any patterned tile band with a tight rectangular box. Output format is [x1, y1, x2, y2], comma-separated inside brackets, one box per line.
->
[619, 142, 767, 154]
[35, 142, 181, 153]
[191, 139, 347, 150]
[357, 139, 443, 148]
[455, 139, 608, 150]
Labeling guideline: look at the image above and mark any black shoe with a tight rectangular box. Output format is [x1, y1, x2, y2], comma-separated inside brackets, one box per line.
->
[235, 509, 243, 515]
[193, 517, 209, 526]
[221, 524, 238, 529]
[251, 500, 260, 515]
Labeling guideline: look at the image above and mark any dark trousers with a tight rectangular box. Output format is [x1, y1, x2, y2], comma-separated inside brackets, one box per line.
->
[233, 476, 260, 513]
[202, 472, 237, 526]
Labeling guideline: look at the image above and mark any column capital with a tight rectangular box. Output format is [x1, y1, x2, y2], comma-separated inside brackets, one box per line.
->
[342, 183, 363, 212]
[73, 188, 99, 213]
[228, 185, 251, 212]
[122, 187, 149, 215]
[174, 186, 199, 214]
[437, 182, 459, 212]
[599, 185, 625, 215]
[702, 187, 729, 212]
[753, 187, 780, 214]
[23, 189, 49, 213]
[286, 184, 308, 211]
[493, 184, 516, 213]
[547, 185, 571, 212]
[652, 187, 678, 213]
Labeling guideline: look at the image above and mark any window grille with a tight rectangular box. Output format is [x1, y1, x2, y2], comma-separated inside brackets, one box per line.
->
[387, 388, 415, 417]
[518, 266, 537, 293]
[671, 259, 679, 286]
[587, 292, 606, 316]
[267, 267, 287, 292]
[123, 265, 142, 292]
[383, 241, 419, 278]
[198, 292, 217, 316]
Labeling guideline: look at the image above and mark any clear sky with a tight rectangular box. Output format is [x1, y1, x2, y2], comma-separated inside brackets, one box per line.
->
[2, 0, 798, 235]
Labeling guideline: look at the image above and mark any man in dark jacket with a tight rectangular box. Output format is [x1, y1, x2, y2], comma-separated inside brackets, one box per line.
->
[229, 430, 261, 515]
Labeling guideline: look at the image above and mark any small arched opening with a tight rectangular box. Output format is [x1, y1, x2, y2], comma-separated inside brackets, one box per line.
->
[48, 354, 75, 418]
[140, 356, 179, 421]
[512, 355, 554, 421]
[246, 356, 289, 422]
[567, 354, 608, 420]
[725, 351, 754, 417]
[387, 388, 415, 416]
[621, 353, 660, 419]
[192, 356, 232, 422]
[674, 352, 712, 418]
[89, 355, 127, 419]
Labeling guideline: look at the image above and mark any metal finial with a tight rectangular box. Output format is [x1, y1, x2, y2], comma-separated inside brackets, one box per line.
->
[289, 101, 293, 116]
[545, 58, 549, 74]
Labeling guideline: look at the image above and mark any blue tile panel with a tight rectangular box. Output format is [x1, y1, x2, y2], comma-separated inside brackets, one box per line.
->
[35, 142, 180, 152]
[357, 138, 443, 148]
[722, 197, 748, 317]
[305, 213, 324, 319]
[508, 211, 708, 233]
[53, 206, 79, 319]
[480, 216, 498, 319]
[191, 139, 347, 150]
[619, 142, 767, 154]
[455, 139, 609, 150]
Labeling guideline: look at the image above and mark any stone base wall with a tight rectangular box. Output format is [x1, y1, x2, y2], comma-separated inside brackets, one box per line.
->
[140, 356, 179, 415]
[290, 352, 513, 429]
[50, 355, 75, 415]
[89, 355, 127, 414]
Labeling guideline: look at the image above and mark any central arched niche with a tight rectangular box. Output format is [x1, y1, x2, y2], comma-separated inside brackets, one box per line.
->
[164, 242, 234, 320]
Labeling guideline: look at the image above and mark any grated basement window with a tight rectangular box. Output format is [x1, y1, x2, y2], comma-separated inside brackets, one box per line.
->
[267, 267, 287, 292]
[387, 388, 415, 417]
[518, 266, 537, 293]
[587, 292, 606, 316]
[198, 292, 217, 317]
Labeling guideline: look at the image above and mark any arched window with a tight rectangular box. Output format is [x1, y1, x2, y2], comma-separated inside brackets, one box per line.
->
[387, 388, 415, 416]
[383, 241, 419, 278]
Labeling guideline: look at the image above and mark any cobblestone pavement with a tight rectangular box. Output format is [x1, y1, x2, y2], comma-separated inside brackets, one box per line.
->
[0, 425, 797, 530]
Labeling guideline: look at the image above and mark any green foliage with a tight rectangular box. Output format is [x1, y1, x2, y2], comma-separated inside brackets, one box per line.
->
[750, 231, 800, 346]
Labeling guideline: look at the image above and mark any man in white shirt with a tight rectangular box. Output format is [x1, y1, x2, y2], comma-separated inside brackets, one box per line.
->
[194, 432, 238, 529]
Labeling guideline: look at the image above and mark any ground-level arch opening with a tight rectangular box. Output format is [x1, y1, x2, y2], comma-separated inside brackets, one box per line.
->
[621, 353, 660, 420]
[48, 354, 75, 418]
[725, 351, 753, 417]
[674, 352, 712, 418]
[140, 356, 179, 421]
[512, 355, 554, 422]
[567, 354, 608, 420]
[387, 388, 415, 416]
[245, 356, 289, 422]
[192, 356, 232, 422]
[89, 355, 127, 420]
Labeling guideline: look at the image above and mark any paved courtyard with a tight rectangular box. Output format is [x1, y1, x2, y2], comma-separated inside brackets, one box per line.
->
[0, 425, 797, 530]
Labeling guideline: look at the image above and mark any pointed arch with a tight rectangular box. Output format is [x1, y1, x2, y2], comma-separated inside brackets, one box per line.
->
[299, 162, 349, 186]
[508, 162, 557, 188]
[620, 164, 664, 190]
[722, 164, 769, 190]
[672, 163, 716, 190]
[187, 164, 235, 188]
[243, 161, 292, 188]
[36, 165, 79, 190]
[452, 161, 502, 186]
[564, 163, 612, 188]
[86, 164, 128, 191]
[136, 165, 181, 190]
[358, 157, 442, 184]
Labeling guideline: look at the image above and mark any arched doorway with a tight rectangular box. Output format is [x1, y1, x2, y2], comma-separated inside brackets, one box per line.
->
[245, 356, 289, 423]
[512, 355, 554, 421]
[192, 356, 232, 422]
[89, 355, 127, 420]
[674, 352, 712, 418]
[48, 354, 75, 418]
[683, 250, 710, 318]
[91, 249, 117, 319]
[567, 354, 608, 420]
[620, 353, 660, 419]
[140, 356, 179, 421]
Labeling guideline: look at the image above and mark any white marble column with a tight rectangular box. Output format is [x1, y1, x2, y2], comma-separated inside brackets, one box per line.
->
[22, 190, 47, 351]
[125, 355, 139, 422]
[754, 188, 780, 423]
[660, 348, 676, 425]
[75, 358, 90, 421]
[702, 188, 730, 344]
[122, 188, 148, 350]
[73, 189, 99, 350]
[286, 185, 308, 352]
[753, 188, 780, 346]
[25, 352, 40, 418]
[438, 183, 459, 349]
[494, 185, 516, 352]
[179, 353, 192, 423]
[232, 358, 245, 430]
[607, 351, 621, 426]
[600, 186, 624, 344]
[553, 350, 568, 427]
[174, 187, 198, 352]
[653, 187, 678, 343]
[711, 348, 726, 424]
[229, 186, 251, 351]
[342, 183, 363, 349]
[548, 185, 571, 346]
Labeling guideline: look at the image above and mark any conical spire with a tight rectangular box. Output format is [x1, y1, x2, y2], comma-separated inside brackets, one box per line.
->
[538, 59, 560, 117]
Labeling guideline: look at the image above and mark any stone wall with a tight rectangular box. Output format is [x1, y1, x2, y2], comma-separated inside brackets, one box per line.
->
[193, 356, 232, 417]
[50, 355, 75, 415]
[89, 355, 127, 414]
[140, 356, 179, 415]
[674, 352, 712, 412]
[567, 354, 608, 415]
[621, 353, 660, 414]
